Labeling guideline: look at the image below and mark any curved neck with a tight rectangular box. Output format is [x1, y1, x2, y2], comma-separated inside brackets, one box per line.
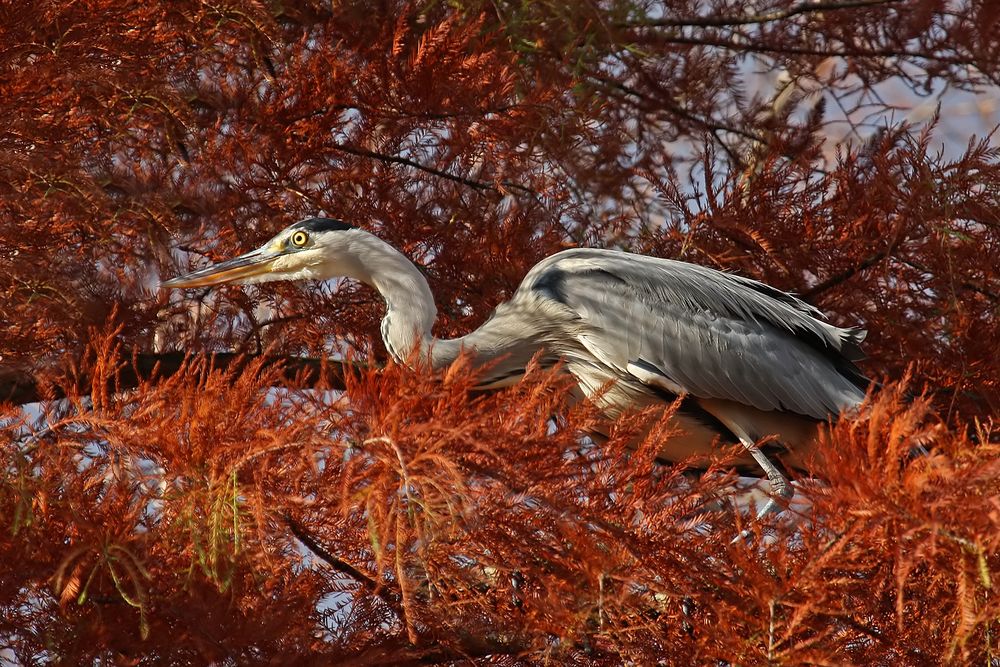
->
[345, 230, 545, 384]
[347, 232, 461, 367]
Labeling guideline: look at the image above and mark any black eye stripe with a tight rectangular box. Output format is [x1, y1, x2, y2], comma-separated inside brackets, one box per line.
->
[294, 217, 353, 233]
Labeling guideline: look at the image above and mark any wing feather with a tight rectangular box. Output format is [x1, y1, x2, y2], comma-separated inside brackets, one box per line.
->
[522, 249, 868, 420]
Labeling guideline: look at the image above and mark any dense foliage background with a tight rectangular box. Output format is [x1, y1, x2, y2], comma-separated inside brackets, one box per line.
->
[1, 0, 998, 663]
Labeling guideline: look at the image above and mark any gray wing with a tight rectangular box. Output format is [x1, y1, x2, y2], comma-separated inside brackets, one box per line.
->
[521, 249, 869, 420]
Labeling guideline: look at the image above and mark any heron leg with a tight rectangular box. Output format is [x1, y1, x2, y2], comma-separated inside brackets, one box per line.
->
[740, 436, 794, 518]
[731, 437, 794, 544]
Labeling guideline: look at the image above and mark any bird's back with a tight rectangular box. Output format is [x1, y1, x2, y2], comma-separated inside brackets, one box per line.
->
[502, 247, 870, 467]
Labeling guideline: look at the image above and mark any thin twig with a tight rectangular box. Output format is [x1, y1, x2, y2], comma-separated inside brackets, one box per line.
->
[331, 142, 535, 197]
[802, 236, 903, 298]
[898, 257, 1000, 302]
[283, 514, 404, 614]
[619, 0, 902, 29]
[630, 35, 978, 70]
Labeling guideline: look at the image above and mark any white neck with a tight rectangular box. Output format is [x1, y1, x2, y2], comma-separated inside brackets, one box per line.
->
[339, 230, 548, 386]
[344, 232, 462, 367]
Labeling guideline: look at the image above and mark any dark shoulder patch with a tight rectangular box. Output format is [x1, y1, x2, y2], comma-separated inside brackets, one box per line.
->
[294, 217, 355, 233]
[533, 267, 569, 303]
[534, 266, 626, 304]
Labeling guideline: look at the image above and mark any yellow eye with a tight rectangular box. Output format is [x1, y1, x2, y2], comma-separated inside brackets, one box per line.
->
[290, 231, 309, 247]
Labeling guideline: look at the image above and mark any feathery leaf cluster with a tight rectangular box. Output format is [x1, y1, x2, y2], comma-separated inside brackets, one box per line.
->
[2, 0, 998, 662]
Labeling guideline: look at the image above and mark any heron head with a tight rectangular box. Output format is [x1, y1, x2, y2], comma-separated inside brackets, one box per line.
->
[161, 217, 365, 289]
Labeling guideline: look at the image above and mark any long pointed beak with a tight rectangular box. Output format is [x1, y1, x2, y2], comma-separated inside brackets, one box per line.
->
[161, 249, 279, 289]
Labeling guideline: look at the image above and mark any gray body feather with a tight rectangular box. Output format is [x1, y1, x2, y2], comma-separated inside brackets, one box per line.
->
[446, 248, 867, 420]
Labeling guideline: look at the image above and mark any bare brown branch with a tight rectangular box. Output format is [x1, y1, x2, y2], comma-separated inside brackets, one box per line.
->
[0, 354, 351, 405]
[619, 0, 903, 29]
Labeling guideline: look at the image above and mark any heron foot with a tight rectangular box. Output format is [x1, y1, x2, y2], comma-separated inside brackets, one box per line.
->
[731, 436, 794, 544]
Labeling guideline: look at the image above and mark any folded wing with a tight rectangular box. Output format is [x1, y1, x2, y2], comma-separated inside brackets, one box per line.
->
[524, 249, 869, 420]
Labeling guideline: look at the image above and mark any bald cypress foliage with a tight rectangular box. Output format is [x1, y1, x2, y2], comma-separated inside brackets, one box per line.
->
[1, 1, 998, 662]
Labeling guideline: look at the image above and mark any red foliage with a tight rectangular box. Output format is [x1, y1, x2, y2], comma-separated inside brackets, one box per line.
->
[2, 0, 999, 663]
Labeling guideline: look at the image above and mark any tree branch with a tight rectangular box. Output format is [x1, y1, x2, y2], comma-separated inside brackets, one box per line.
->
[283, 514, 403, 610]
[802, 238, 902, 299]
[898, 257, 1000, 302]
[585, 73, 765, 143]
[330, 143, 536, 197]
[631, 34, 977, 69]
[284, 515, 532, 664]
[0, 352, 352, 406]
[618, 0, 902, 29]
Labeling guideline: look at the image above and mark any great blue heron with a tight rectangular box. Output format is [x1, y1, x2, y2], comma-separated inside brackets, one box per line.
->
[163, 217, 870, 516]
